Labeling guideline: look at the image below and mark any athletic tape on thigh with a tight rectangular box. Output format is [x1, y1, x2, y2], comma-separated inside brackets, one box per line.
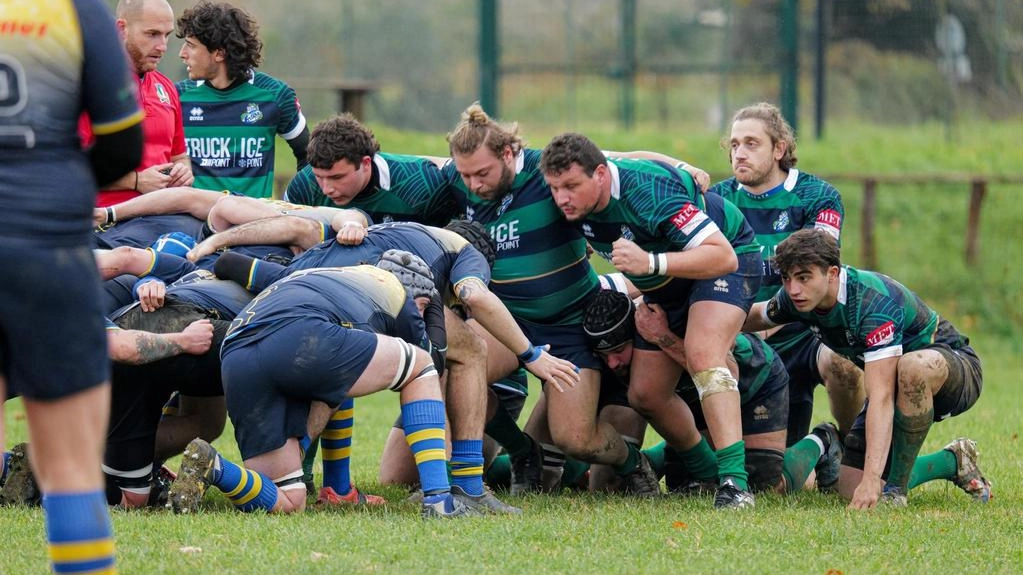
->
[273, 469, 306, 492]
[389, 339, 416, 391]
[693, 367, 739, 400]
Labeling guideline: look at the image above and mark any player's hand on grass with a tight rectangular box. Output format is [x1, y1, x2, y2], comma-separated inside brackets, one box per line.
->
[136, 279, 166, 312]
[610, 237, 653, 276]
[178, 319, 215, 355]
[849, 474, 882, 510]
[523, 345, 580, 393]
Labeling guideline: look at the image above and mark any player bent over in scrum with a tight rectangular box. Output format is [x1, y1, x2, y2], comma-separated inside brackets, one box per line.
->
[168, 261, 472, 517]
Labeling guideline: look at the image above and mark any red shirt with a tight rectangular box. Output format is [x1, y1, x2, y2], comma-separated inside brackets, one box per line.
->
[81, 70, 186, 206]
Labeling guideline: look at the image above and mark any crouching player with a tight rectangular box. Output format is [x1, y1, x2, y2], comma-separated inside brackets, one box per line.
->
[168, 255, 473, 517]
[744, 229, 990, 509]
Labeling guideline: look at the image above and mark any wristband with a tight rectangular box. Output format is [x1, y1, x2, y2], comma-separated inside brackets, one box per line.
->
[647, 252, 669, 275]
[675, 161, 690, 171]
[517, 345, 543, 364]
[105, 206, 116, 225]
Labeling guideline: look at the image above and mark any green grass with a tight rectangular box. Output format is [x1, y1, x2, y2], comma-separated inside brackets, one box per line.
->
[5, 119, 1023, 573]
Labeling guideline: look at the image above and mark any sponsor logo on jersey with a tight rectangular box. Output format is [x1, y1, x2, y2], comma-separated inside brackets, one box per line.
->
[465, 207, 476, 221]
[669, 203, 706, 235]
[866, 321, 896, 347]
[581, 223, 594, 237]
[492, 220, 520, 251]
[620, 225, 634, 241]
[498, 193, 514, 217]
[189, 107, 204, 121]
[155, 83, 171, 105]
[815, 209, 842, 239]
[772, 211, 790, 232]
[753, 405, 769, 421]
[382, 215, 394, 223]
[713, 279, 729, 293]
[241, 103, 264, 124]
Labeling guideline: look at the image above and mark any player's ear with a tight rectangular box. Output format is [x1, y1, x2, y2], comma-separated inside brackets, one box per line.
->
[773, 139, 787, 162]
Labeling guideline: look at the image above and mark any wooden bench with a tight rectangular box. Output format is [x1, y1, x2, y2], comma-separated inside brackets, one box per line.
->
[285, 78, 378, 120]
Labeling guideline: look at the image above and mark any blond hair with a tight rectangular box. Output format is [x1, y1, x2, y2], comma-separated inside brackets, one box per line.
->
[446, 102, 523, 158]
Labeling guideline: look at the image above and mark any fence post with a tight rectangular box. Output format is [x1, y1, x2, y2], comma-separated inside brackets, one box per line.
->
[861, 178, 877, 269]
[965, 179, 986, 266]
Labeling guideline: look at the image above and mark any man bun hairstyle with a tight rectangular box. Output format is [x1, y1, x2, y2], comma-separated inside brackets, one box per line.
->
[445, 219, 496, 268]
[583, 289, 636, 352]
[376, 249, 437, 300]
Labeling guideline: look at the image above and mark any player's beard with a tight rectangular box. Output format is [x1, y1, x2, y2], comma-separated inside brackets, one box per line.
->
[125, 40, 154, 75]
[734, 160, 773, 189]
[477, 162, 516, 202]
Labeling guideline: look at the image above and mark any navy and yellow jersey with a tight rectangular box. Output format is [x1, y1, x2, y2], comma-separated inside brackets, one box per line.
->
[166, 270, 255, 320]
[283, 153, 458, 227]
[764, 266, 964, 368]
[176, 71, 305, 199]
[279, 222, 490, 301]
[225, 265, 427, 349]
[710, 169, 844, 302]
[576, 158, 722, 294]
[0, 0, 142, 246]
[443, 148, 600, 324]
[100, 249, 198, 312]
[93, 214, 206, 249]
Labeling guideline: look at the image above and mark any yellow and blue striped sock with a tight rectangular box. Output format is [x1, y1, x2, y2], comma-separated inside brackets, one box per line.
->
[451, 439, 484, 496]
[401, 399, 449, 495]
[43, 490, 117, 574]
[213, 454, 279, 513]
[322, 398, 354, 494]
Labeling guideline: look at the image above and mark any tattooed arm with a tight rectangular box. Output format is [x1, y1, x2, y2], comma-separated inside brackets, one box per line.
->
[107, 319, 214, 365]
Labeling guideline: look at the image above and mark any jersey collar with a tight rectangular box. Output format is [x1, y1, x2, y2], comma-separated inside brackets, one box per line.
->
[738, 168, 799, 199]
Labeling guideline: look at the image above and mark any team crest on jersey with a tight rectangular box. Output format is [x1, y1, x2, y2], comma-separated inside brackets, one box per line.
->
[465, 207, 475, 222]
[620, 225, 634, 241]
[241, 103, 264, 124]
[669, 203, 706, 235]
[581, 223, 594, 238]
[772, 211, 790, 231]
[815, 209, 842, 240]
[189, 107, 204, 121]
[155, 83, 171, 105]
[497, 193, 514, 217]
[866, 321, 896, 347]
[382, 215, 394, 223]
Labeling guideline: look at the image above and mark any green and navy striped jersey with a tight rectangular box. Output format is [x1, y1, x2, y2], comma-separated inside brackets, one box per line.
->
[443, 149, 599, 324]
[283, 153, 456, 226]
[177, 71, 306, 199]
[764, 266, 964, 368]
[711, 169, 844, 302]
[577, 158, 722, 293]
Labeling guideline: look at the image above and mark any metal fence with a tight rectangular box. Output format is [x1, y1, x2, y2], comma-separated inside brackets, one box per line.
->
[159, 0, 1022, 135]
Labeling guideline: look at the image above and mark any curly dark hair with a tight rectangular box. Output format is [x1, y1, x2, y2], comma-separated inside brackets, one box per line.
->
[539, 132, 607, 178]
[773, 228, 840, 275]
[177, 1, 262, 84]
[307, 114, 380, 170]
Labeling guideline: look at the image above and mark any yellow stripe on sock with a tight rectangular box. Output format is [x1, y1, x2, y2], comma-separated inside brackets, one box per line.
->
[222, 469, 252, 499]
[333, 408, 354, 420]
[412, 448, 447, 465]
[451, 466, 484, 476]
[48, 539, 116, 563]
[406, 428, 446, 445]
[321, 446, 352, 460]
[321, 428, 353, 441]
[231, 472, 264, 506]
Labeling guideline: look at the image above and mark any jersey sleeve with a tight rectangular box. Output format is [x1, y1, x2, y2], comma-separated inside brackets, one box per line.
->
[275, 83, 307, 141]
[653, 197, 720, 251]
[859, 307, 905, 363]
[76, 0, 142, 135]
[282, 166, 322, 205]
[807, 181, 845, 243]
[764, 289, 799, 326]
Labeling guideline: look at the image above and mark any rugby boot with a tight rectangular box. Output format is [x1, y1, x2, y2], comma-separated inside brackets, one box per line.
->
[0, 443, 40, 506]
[317, 485, 387, 507]
[621, 452, 661, 497]
[421, 491, 478, 519]
[147, 464, 177, 508]
[509, 435, 544, 495]
[944, 438, 992, 503]
[713, 477, 754, 509]
[451, 484, 522, 514]
[813, 422, 844, 492]
[880, 484, 908, 507]
[168, 438, 217, 514]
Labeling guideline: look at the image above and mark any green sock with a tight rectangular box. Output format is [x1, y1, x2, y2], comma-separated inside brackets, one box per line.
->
[485, 453, 511, 488]
[716, 440, 749, 490]
[642, 441, 667, 476]
[680, 437, 719, 483]
[908, 448, 958, 489]
[887, 408, 934, 491]
[613, 442, 641, 476]
[561, 457, 590, 487]
[781, 435, 824, 493]
[484, 402, 531, 458]
[302, 437, 320, 487]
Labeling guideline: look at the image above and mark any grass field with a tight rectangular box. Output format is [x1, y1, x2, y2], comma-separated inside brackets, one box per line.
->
[4, 120, 1023, 574]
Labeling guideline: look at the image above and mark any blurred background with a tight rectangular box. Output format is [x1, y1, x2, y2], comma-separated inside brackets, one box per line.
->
[149, 0, 1022, 137]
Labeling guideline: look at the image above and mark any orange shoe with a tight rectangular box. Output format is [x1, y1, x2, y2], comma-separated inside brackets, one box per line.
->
[317, 485, 387, 506]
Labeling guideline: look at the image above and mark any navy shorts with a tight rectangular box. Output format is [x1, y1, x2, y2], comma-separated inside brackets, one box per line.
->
[514, 317, 602, 372]
[770, 326, 825, 446]
[0, 243, 108, 400]
[635, 251, 761, 351]
[221, 319, 378, 460]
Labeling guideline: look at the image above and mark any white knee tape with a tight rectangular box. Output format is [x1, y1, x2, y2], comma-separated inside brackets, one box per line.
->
[693, 367, 738, 400]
